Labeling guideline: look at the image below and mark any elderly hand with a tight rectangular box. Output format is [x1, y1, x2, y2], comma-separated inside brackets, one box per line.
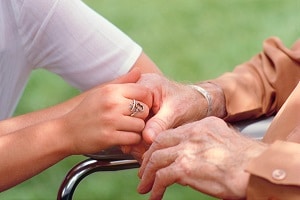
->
[122, 73, 208, 161]
[137, 74, 226, 144]
[137, 74, 204, 143]
[137, 117, 267, 200]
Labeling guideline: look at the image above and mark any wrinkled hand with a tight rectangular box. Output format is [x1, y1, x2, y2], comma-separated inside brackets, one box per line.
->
[137, 117, 267, 200]
[61, 70, 153, 155]
[137, 73, 208, 143]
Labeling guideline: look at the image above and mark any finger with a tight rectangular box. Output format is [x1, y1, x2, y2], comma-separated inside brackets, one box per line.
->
[113, 83, 152, 110]
[138, 146, 178, 192]
[142, 105, 176, 143]
[130, 142, 150, 163]
[100, 84, 151, 120]
[122, 84, 153, 109]
[110, 68, 141, 84]
[148, 164, 179, 200]
[126, 99, 149, 119]
[101, 117, 144, 147]
[117, 116, 146, 133]
[110, 130, 142, 146]
[138, 129, 184, 176]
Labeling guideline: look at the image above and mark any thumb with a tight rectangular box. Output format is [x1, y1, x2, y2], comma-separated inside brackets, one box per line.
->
[110, 68, 141, 84]
[143, 107, 175, 143]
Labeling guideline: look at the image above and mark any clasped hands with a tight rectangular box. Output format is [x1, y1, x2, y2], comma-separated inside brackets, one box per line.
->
[67, 68, 267, 200]
[61, 68, 205, 155]
[122, 71, 266, 200]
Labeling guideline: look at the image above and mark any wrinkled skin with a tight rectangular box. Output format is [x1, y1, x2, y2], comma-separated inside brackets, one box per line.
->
[138, 73, 207, 143]
[123, 73, 210, 160]
[137, 117, 267, 200]
[124, 73, 226, 162]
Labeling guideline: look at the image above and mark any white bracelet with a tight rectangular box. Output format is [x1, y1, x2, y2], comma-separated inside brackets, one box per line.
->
[189, 84, 212, 116]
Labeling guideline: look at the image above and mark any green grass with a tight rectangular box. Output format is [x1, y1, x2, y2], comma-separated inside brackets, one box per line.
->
[1, 0, 300, 199]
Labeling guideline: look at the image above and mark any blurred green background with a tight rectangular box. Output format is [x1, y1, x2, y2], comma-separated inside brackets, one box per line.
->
[1, 0, 299, 199]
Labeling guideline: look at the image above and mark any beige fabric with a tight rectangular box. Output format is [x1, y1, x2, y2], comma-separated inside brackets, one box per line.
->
[247, 175, 300, 200]
[244, 84, 300, 199]
[212, 37, 300, 122]
[212, 37, 300, 199]
[246, 141, 300, 200]
[246, 141, 300, 186]
[263, 82, 300, 143]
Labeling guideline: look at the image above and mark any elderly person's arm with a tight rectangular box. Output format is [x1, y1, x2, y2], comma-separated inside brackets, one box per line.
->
[140, 37, 300, 142]
[211, 37, 300, 122]
[137, 37, 300, 199]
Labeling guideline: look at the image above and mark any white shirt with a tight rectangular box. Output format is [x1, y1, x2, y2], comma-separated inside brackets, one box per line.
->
[0, 0, 142, 120]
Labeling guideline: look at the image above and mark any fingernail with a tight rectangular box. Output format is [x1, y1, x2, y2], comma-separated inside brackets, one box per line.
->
[137, 183, 146, 194]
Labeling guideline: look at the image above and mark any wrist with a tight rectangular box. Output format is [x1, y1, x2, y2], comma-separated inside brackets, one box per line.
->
[189, 85, 212, 117]
[190, 82, 227, 118]
[49, 117, 74, 157]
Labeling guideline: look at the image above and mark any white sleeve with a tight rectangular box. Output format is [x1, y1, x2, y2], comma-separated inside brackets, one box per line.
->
[15, 0, 142, 90]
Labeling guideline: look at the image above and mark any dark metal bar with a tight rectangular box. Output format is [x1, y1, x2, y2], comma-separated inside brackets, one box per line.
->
[57, 158, 139, 200]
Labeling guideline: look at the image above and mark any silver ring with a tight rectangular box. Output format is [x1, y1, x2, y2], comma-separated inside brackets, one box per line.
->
[129, 99, 144, 117]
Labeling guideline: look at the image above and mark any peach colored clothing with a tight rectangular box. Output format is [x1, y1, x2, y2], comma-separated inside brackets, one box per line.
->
[212, 37, 300, 199]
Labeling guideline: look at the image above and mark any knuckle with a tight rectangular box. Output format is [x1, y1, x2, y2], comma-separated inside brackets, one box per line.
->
[101, 129, 113, 140]
[150, 151, 160, 162]
[155, 169, 166, 181]
[101, 84, 116, 93]
[102, 99, 119, 111]
[152, 136, 165, 149]
[177, 160, 192, 176]
[147, 151, 162, 169]
[148, 153, 158, 167]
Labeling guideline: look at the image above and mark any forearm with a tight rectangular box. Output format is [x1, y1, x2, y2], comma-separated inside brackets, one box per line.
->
[0, 118, 70, 191]
[0, 51, 161, 135]
[0, 71, 154, 190]
[131, 52, 162, 74]
[0, 92, 86, 135]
